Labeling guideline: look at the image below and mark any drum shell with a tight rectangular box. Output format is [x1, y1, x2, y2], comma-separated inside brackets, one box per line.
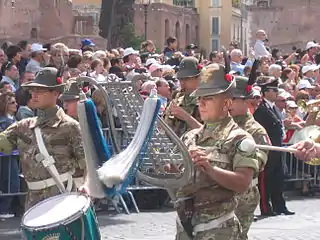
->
[21, 193, 101, 240]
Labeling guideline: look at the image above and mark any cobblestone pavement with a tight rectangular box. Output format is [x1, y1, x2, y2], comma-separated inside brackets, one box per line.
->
[1, 197, 319, 239]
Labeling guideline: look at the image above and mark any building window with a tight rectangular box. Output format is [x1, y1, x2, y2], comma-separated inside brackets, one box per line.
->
[211, 39, 220, 51]
[211, 17, 219, 36]
[175, 21, 181, 46]
[165, 19, 170, 40]
[173, 0, 194, 8]
[211, 0, 220, 7]
[195, 26, 199, 45]
[30, 28, 38, 38]
[257, 0, 270, 8]
[186, 24, 190, 45]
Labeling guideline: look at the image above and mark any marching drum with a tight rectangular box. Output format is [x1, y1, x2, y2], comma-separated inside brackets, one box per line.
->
[21, 193, 101, 240]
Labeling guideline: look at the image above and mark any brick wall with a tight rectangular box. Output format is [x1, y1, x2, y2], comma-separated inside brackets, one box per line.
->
[0, 0, 105, 49]
[249, 0, 320, 53]
[133, 3, 199, 50]
[38, 0, 74, 39]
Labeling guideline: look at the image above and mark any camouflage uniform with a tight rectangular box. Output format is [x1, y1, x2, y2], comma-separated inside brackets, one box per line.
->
[60, 79, 86, 187]
[164, 57, 202, 137]
[175, 65, 260, 240]
[0, 68, 86, 210]
[233, 114, 269, 240]
[231, 76, 270, 240]
[164, 91, 201, 137]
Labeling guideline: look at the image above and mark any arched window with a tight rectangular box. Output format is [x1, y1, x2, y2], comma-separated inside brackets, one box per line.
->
[165, 19, 170, 40]
[186, 24, 190, 45]
[175, 21, 180, 45]
[256, 0, 270, 8]
[195, 26, 199, 45]
[30, 28, 38, 38]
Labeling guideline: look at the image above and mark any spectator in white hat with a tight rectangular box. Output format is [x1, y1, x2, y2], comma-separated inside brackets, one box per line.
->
[123, 47, 140, 71]
[297, 79, 315, 91]
[283, 100, 305, 144]
[306, 41, 319, 64]
[25, 43, 47, 74]
[275, 89, 290, 120]
[149, 63, 163, 78]
[145, 58, 158, 69]
[301, 65, 319, 84]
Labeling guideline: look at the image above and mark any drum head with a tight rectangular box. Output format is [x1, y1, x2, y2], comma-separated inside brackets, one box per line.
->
[22, 193, 90, 228]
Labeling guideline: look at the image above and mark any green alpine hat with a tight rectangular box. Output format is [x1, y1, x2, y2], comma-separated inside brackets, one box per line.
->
[191, 64, 236, 97]
[232, 76, 254, 98]
[176, 56, 201, 79]
[60, 80, 81, 101]
[21, 67, 66, 93]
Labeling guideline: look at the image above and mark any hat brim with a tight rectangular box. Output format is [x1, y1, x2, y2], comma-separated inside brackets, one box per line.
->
[177, 71, 201, 80]
[59, 95, 79, 101]
[21, 83, 66, 93]
[191, 80, 236, 97]
[21, 82, 66, 88]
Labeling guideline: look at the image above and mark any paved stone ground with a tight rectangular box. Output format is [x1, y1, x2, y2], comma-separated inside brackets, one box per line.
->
[1, 197, 319, 239]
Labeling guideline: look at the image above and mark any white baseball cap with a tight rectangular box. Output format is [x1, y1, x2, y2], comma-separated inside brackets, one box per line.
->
[287, 101, 298, 108]
[306, 41, 320, 50]
[145, 58, 158, 67]
[31, 43, 47, 53]
[149, 63, 163, 73]
[297, 79, 315, 90]
[278, 89, 292, 100]
[123, 47, 139, 57]
[301, 64, 320, 74]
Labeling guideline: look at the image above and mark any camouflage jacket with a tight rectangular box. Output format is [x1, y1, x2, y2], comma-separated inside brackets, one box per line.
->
[0, 108, 86, 182]
[164, 90, 201, 137]
[178, 116, 259, 224]
[233, 113, 270, 171]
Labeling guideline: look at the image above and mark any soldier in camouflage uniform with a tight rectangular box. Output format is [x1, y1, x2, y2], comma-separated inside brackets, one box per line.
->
[59, 79, 86, 188]
[175, 64, 260, 240]
[60, 79, 81, 120]
[229, 76, 270, 240]
[0, 67, 86, 210]
[164, 57, 202, 137]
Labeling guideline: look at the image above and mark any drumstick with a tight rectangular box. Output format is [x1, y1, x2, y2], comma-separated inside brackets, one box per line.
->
[255, 144, 298, 154]
[192, 143, 298, 154]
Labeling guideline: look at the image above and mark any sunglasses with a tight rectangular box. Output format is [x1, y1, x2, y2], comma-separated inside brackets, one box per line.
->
[8, 101, 17, 105]
[266, 87, 279, 92]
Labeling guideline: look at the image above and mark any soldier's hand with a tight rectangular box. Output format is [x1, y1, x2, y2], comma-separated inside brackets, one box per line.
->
[291, 140, 317, 161]
[189, 149, 211, 172]
[170, 103, 188, 121]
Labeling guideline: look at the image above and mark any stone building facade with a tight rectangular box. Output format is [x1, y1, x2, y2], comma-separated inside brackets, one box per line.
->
[133, 2, 199, 50]
[249, 0, 320, 53]
[0, 0, 105, 48]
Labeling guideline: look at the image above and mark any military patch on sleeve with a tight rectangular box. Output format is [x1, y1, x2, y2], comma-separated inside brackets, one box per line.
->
[262, 135, 271, 146]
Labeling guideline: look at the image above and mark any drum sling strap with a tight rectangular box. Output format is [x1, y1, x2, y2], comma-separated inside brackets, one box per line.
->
[34, 127, 73, 193]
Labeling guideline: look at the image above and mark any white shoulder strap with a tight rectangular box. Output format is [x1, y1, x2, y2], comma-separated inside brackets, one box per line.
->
[34, 127, 68, 193]
[34, 127, 50, 158]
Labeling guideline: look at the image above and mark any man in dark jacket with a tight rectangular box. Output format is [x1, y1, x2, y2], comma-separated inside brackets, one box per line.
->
[253, 76, 295, 216]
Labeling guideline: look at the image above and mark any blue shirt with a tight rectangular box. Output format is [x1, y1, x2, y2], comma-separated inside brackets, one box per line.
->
[1, 76, 18, 92]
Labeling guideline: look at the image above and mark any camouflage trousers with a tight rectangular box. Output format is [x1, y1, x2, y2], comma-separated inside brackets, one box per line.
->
[176, 216, 241, 240]
[235, 186, 260, 240]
